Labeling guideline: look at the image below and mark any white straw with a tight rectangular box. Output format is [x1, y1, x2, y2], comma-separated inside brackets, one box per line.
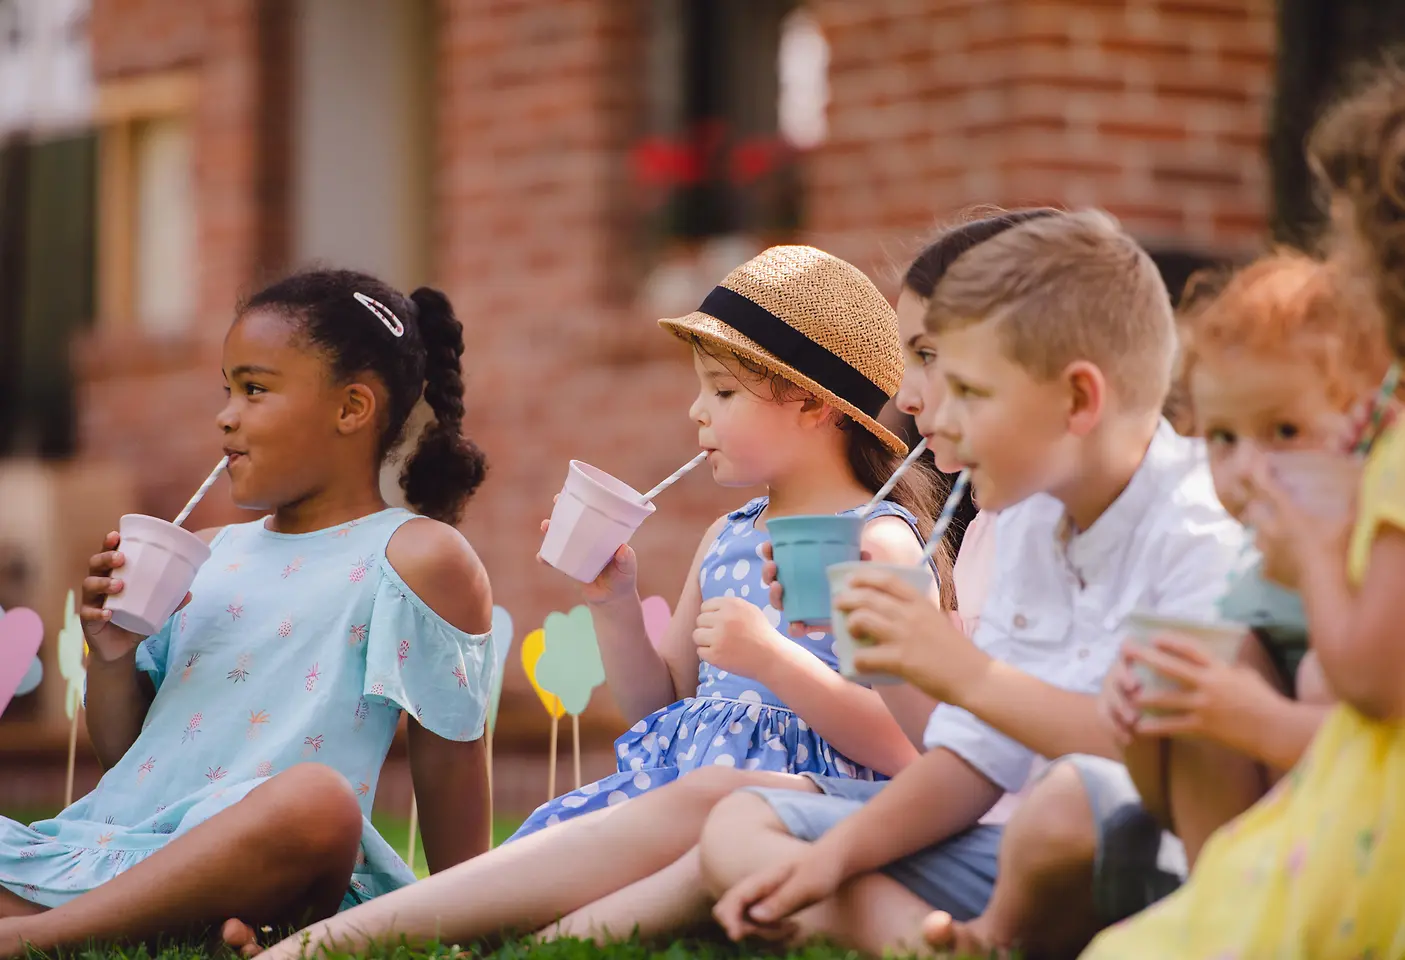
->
[173, 457, 229, 528]
[640, 452, 709, 503]
[918, 468, 971, 565]
[856, 437, 929, 518]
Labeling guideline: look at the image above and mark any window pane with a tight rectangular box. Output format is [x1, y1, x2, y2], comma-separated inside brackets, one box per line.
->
[133, 115, 195, 334]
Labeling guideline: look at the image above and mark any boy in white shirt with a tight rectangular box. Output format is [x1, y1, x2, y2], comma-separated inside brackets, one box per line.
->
[699, 210, 1247, 956]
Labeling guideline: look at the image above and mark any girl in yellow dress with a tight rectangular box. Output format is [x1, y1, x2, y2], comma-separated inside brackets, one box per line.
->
[1081, 68, 1405, 960]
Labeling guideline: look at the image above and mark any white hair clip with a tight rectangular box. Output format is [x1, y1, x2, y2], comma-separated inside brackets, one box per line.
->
[354, 292, 405, 338]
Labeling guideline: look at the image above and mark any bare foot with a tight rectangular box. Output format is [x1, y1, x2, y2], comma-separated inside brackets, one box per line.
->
[222, 918, 264, 957]
[922, 910, 1008, 958]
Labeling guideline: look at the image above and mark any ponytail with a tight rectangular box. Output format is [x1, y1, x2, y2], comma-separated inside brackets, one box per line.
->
[401, 288, 488, 524]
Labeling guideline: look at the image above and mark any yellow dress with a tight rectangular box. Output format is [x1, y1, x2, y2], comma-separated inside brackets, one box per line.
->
[1081, 422, 1405, 960]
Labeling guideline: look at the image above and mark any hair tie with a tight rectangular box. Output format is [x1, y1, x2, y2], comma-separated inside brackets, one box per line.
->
[354, 292, 405, 338]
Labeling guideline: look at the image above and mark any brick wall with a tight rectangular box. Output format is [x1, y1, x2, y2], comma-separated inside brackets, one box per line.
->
[74, 0, 1278, 773]
[803, 0, 1274, 290]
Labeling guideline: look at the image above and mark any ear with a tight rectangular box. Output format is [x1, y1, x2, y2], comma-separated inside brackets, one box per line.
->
[796, 395, 833, 428]
[1063, 360, 1105, 437]
[336, 382, 379, 436]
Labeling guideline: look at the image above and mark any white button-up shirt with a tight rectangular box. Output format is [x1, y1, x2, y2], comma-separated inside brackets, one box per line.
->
[923, 421, 1248, 819]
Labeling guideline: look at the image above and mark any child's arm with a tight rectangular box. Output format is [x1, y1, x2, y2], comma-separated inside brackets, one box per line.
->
[588, 518, 723, 723]
[713, 747, 1000, 939]
[80, 528, 216, 768]
[1250, 459, 1405, 720]
[386, 520, 494, 869]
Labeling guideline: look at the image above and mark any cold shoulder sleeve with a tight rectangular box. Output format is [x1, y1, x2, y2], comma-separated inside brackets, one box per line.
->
[363, 554, 492, 741]
[134, 621, 174, 689]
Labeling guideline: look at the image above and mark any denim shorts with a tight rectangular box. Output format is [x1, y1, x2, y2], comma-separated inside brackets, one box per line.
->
[744, 776, 1002, 921]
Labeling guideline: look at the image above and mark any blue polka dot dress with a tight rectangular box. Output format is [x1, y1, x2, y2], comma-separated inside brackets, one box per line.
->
[0, 509, 492, 911]
[507, 497, 933, 841]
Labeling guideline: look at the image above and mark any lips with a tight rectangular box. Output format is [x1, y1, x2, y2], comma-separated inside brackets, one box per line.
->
[223, 448, 247, 468]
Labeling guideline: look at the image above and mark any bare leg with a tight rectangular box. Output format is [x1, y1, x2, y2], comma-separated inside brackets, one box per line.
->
[924, 761, 1101, 960]
[0, 764, 362, 959]
[1163, 638, 1284, 866]
[255, 768, 815, 960]
[0, 888, 44, 922]
[698, 792, 935, 957]
[545, 848, 712, 944]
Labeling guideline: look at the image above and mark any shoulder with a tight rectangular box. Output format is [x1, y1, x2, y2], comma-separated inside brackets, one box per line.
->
[385, 517, 492, 635]
[860, 513, 925, 563]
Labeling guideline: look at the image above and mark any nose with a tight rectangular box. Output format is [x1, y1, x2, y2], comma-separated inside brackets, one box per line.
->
[216, 396, 239, 434]
[689, 391, 708, 426]
[894, 374, 922, 417]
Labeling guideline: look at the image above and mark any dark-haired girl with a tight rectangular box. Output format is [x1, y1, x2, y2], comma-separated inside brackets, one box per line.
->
[0, 270, 493, 957]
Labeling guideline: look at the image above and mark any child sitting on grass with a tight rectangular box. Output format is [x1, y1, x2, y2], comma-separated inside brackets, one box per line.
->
[698, 210, 1247, 958]
[1081, 65, 1405, 960]
[924, 251, 1388, 959]
[0, 270, 495, 959]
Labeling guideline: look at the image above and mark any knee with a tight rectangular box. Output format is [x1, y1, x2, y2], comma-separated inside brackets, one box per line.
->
[264, 764, 364, 860]
[698, 791, 784, 897]
[1006, 761, 1097, 870]
[676, 766, 761, 809]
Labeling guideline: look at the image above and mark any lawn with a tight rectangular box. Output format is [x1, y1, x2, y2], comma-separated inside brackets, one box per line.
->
[2, 810, 990, 959]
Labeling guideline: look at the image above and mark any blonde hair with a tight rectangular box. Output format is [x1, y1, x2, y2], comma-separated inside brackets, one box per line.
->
[923, 210, 1176, 414]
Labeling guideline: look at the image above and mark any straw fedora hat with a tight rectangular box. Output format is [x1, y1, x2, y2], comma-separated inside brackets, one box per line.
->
[659, 245, 906, 455]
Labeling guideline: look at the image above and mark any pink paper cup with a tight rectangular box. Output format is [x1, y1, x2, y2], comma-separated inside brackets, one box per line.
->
[827, 560, 931, 686]
[540, 461, 657, 583]
[103, 514, 212, 637]
[1124, 611, 1246, 715]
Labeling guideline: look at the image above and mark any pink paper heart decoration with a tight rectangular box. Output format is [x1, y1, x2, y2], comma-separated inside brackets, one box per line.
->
[641, 595, 671, 651]
[0, 608, 45, 717]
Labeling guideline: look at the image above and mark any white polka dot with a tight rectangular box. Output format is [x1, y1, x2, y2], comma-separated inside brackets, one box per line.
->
[714, 735, 727, 747]
[546, 815, 561, 827]
[732, 559, 751, 581]
[797, 718, 809, 732]
[796, 743, 810, 764]
[561, 795, 588, 809]
[633, 772, 652, 790]
[714, 566, 727, 582]
[630, 756, 645, 771]
[746, 704, 761, 722]
[678, 724, 690, 740]
[642, 732, 657, 749]
[741, 585, 751, 598]
[744, 757, 762, 770]
[718, 670, 729, 680]
[617, 744, 629, 758]
[713, 754, 737, 767]
[755, 543, 768, 559]
[581, 781, 600, 796]
[729, 721, 744, 735]
[807, 631, 826, 641]
[738, 690, 763, 704]
[725, 588, 736, 598]
[607, 790, 630, 806]
[631, 720, 648, 734]
[836, 758, 855, 778]
[658, 736, 670, 749]
[767, 738, 786, 751]
[733, 522, 748, 536]
[762, 605, 781, 628]
[684, 744, 698, 761]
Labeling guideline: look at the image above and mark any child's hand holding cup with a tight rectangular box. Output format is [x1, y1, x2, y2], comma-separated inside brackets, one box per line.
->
[88, 516, 210, 652]
[1122, 611, 1245, 716]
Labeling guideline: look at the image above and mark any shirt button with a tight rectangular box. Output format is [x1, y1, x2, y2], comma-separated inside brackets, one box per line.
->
[1013, 614, 1028, 629]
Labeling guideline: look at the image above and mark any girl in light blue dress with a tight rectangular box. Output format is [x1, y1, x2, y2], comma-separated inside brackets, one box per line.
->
[0, 270, 494, 958]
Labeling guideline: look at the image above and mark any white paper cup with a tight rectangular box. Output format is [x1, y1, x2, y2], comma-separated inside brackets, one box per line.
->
[104, 514, 213, 637]
[1266, 449, 1360, 522]
[1124, 611, 1246, 712]
[540, 460, 658, 582]
[828, 560, 933, 686]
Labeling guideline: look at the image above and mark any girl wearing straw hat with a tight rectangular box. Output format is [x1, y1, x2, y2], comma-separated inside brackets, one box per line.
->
[505, 244, 949, 841]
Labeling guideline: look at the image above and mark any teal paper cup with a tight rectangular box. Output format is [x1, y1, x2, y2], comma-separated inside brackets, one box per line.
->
[767, 514, 864, 625]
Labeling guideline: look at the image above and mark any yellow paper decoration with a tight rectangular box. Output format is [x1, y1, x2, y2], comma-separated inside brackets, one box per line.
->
[520, 628, 565, 719]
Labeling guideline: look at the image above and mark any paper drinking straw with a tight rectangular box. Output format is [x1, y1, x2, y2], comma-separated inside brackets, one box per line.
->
[640, 451, 709, 503]
[857, 438, 929, 518]
[1352, 361, 1401, 455]
[918, 469, 971, 566]
[173, 457, 229, 528]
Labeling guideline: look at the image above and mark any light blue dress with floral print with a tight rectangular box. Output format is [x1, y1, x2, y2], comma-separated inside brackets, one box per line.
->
[507, 497, 935, 841]
[0, 508, 491, 911]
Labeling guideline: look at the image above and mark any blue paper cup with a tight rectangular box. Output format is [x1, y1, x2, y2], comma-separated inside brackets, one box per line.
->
[767, 514, 864, 625]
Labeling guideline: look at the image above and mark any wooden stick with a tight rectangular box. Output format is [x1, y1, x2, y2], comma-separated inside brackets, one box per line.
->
[547, 710, 560, 802]
[572, 714, 582, 789]
[406, 794, 420, 873]
[64, 707, 80, 807]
